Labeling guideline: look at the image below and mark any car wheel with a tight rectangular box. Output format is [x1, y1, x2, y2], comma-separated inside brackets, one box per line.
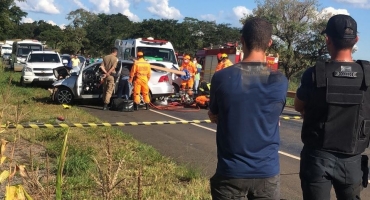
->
[55, 87, 74, 104]
[173, 83, 180, 94]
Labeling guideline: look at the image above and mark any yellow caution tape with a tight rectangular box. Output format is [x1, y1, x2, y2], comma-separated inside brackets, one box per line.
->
[1, 120, 212, 129]
[0, 116, 302, 129]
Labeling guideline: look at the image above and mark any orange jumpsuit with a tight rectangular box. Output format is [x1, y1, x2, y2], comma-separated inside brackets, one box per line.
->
[129, 58, 151, 104]
[180, 61, 197, 89]
[215, 59, 233, 72]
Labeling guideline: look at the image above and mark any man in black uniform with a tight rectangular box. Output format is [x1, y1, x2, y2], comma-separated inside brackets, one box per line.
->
[294, 14, 370, 200]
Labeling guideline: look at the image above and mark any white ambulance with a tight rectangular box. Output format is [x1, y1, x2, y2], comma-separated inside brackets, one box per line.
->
[115, 37, 183, 93]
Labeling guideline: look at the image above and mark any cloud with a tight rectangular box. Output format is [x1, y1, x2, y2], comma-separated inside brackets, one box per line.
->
[16, 0, 60, 14]
[72, 0, 89, 11]
[21, 17, 34, 24]
[59, 24, 66, 30]
[314, 6, 350, 21]
[232, 6, 252, 20]
[144, 0, 182, 19]
[320, 7, 350, 16]
[200, 14, 217, 21]
[335, 0, 370, 9]
[46, 20, 57, 26]
[21, 17, 65, 30]
[89, 0, 140, 22]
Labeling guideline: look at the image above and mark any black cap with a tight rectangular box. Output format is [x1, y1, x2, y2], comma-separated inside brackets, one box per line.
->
[321, 14, 357, 39]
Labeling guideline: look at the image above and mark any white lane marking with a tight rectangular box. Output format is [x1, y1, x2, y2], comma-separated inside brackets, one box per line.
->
[150, 109, 216, 132]
[150, 109, 302, 160]
[150, 109, 370, 183]
[278, 151, 300, 160]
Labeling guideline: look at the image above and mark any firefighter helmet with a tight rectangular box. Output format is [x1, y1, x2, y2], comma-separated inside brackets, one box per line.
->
[221, 53, 228, 58]
[137, 51, 144, 57]
[184, 55, 191, 60]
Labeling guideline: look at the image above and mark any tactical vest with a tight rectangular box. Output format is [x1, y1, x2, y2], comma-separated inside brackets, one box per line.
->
[302, 60, 370, 155]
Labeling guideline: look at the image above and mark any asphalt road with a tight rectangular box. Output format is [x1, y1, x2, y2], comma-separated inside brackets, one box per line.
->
[79, 103, 370, 200]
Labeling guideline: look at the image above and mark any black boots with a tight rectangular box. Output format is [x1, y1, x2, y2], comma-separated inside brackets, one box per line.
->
[103, 104, 108, 111]
[133, 103, 149, 111]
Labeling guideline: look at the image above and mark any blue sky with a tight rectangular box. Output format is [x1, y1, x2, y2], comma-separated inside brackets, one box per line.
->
[17, 0, 370, 60]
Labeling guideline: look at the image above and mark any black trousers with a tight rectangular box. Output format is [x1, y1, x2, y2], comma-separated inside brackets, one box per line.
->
[210, 173, 280, 200]
[300, 146, 363, 200]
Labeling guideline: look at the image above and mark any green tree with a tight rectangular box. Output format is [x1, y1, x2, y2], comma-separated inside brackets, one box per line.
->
[85, 13, 133, 56]
[0, 0, 26, 40]
[39, 29, 63, 50]
[240, 0, 328, 80]
[66, 8, 98, 28]
[60, 25, 87, 54]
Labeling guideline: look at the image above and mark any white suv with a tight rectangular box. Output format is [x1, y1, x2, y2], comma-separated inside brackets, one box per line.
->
[20, 51, 68, 86]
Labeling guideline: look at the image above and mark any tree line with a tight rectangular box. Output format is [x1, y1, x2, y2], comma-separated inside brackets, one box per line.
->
[2, 0, 346, 80]
[0, 1, 241, 57]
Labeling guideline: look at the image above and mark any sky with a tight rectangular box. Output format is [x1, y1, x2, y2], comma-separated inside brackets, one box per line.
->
[16, 0, 370, 60]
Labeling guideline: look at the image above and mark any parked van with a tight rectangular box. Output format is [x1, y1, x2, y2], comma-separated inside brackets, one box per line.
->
[0, 44, 12, 56]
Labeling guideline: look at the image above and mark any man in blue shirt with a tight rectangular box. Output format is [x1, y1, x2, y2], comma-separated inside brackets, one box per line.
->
[208, 17, 288, 199]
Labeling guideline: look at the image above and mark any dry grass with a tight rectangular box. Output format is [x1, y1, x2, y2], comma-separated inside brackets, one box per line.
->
[0, 63, 211, 199]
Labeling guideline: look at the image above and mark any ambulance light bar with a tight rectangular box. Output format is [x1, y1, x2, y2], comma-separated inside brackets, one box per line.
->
[140, 37, 168, 44]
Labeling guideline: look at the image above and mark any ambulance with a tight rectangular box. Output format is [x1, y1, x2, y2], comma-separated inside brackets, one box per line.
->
[114, 37, 183, 93]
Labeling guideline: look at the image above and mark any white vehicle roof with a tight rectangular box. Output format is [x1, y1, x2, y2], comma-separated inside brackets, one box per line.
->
[30, 51, 58, 54]
[16, 40, 43, 45]
[1, 44, 12, 48]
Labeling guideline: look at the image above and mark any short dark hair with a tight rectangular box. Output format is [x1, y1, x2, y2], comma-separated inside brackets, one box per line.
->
[111, 47, 118, 53]
[330, 28, 357, 50]
[241, 17, 272, 52]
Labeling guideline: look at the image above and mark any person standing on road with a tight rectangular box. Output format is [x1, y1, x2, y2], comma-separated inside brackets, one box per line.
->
[180, 55, 197, 92]
[117, 65, 131, 100]
[193, 57, 202, 95]
[294, 14, 370, 200]
[100, 47, 118, 111]
[129, 51, 151, 111]
[208, 17, 288, 200]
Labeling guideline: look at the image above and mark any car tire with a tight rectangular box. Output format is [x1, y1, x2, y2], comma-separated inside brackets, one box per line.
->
[173, 83, 180, 94]
[55, 87, 74, 104]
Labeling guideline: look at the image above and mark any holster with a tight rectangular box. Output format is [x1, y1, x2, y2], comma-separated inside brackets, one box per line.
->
[361, 155, 369, 188]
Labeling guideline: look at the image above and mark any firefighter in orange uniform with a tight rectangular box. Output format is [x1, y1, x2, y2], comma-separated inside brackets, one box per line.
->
[129, 51, 151, 110]
[215, 53, 233, 72]
[180, 55, 197, 91]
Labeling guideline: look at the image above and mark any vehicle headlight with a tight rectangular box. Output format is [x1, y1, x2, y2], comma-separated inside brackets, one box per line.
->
[24, 66, 32, 72]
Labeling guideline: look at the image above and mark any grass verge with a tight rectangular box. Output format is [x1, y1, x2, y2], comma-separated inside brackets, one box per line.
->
[0, 63, 211, 199]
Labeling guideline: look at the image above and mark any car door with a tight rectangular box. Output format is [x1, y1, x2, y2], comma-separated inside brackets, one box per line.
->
[76, 62, 98, 97]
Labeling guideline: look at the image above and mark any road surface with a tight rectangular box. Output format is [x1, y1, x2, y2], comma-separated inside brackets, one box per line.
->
[79, 103, 370, 200]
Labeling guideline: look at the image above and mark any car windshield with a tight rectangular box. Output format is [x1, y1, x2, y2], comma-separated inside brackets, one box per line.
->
[137, 47, 177, 64]
[17, 45, 42, 57]
[60, 55, 69, 60]
[27, 53, 61, 63]
[2, 47, 11, 50]
[3, 53, 11, 56]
